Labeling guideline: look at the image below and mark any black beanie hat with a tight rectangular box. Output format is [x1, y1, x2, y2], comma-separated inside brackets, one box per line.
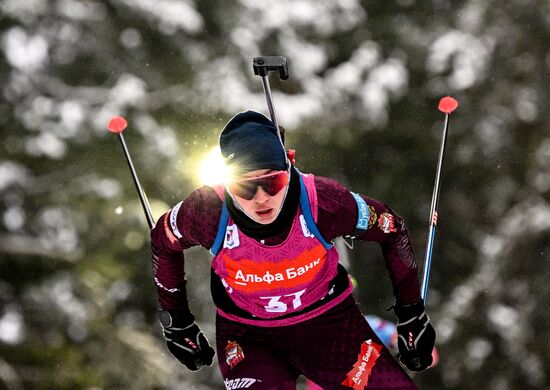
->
[219, 110, 287, 175]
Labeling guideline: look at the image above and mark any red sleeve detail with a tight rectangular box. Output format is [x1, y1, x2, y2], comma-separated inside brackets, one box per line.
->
[163, 212, 180, 246]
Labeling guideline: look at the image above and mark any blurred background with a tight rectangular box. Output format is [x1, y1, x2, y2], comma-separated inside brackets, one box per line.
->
[1, 0, 549, 389]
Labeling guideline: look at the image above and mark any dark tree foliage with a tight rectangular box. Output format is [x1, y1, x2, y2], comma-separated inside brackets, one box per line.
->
[0, 1, 548, 389]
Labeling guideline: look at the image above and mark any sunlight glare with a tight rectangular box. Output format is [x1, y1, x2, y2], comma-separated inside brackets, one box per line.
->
[198, 147, 231, 185]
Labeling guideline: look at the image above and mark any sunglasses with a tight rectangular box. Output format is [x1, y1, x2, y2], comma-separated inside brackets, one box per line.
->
[228, 170, 289, 200]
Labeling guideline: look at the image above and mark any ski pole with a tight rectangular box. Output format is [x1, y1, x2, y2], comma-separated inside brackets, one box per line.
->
[252, 56, 289, 144]
[421, 96, 459, 301]
[107, 116, 155, 230]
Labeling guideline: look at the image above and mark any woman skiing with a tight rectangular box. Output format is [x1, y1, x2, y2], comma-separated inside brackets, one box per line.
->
[150, 110, 435, 389]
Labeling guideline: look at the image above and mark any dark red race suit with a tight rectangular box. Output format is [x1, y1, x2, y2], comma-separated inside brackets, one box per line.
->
[151, 171, 420, 390]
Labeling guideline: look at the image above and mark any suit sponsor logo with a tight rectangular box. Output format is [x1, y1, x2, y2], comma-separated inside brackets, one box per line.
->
[224, 225, 240, 249]
[169, 201, 183, 238]
[220, 244, 327, 292]
[341, 339, 382, 389]
[351, 192, 369, 229]
[367, 205, 377, 229]
[299, 215, 315, 238]
[378, 213, 397, 233]
[225, 341, 245, 369]
[224, 377, 259, 389]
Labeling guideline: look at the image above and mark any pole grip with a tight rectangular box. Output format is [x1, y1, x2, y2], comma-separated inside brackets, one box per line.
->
[253, 56, 289, 80]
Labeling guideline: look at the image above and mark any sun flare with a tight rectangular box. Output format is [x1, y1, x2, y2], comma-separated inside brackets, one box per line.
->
[198, 147, 231, 186]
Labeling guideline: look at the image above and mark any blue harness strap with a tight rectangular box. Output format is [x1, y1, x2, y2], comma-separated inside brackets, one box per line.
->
[210, 202, 230, 256]
[298, 175, 333, 250]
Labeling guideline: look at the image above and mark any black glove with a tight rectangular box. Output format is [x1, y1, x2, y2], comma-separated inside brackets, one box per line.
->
[159, 309, 215, 371]
[394, 301, 436, 372]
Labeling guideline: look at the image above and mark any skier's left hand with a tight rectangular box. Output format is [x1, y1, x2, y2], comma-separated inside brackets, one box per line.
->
[394, 301, 436, 372]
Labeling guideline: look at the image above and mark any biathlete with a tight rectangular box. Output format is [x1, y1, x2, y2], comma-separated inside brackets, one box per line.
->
[150, 110, 436, 389]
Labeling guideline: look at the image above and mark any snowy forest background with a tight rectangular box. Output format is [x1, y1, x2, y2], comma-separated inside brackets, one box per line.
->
[1, 0, 550, 389]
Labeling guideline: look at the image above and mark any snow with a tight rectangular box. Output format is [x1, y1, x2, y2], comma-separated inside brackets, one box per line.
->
[55, 0, 107, 21]
[360, 85, 388, 125]
[93, 178, 122, 199]
[238, 0, 365, 34]
[134, 115, 178, 158]
[369, 59, 408, 95]
[475, 112, 512, 158]
[280, 34, 327, 76]
[38, 208, 79, 253]
[116, 0, 204, 34]
[230, 28, 260, 56]
[108, 280, 133, 302]
[25, 132, 67, 159]
[0, 0, 47, 22]
[0, 308, 23, 345]
[426, 30, 493, 90]
[32, 96, 55, 117]
[120, 28, 143, 49]
[465, 338, 493, 370]
[457, 1, 488, 32]
[515, 87, 539, 122]
[328, 62, 363, 93]
[59, 101, 85, 137]
[33, 275, 90, 341]
[3, 27, 48, 71]
[488, 304, 520, 336]
[437, 197, 550, 344]
[3, 207, 25, 231]
[0, 162, 29, 191]
[109, 74, 148, 106]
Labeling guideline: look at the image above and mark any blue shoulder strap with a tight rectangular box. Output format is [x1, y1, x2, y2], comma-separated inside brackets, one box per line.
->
[298, 174, 333, 250]
[210, 201, 230, 256]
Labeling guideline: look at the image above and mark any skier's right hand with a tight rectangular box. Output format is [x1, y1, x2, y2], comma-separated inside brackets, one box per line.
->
[159, 309, 215, 371]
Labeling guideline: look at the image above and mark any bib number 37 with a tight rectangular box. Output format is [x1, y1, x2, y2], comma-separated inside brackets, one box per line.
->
[260, 289, 306, 313]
